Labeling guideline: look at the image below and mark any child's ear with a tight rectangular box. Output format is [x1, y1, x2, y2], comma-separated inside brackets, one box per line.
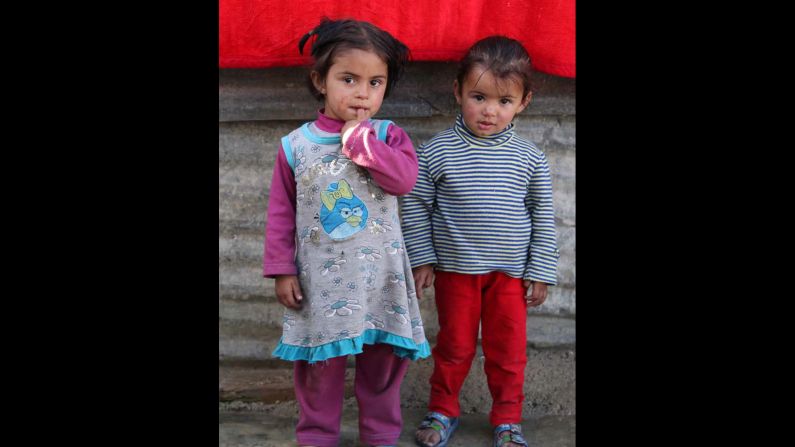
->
[310, 71, 326, 95]
[517, 91, 533, 113]
[453, 80, 462, 105]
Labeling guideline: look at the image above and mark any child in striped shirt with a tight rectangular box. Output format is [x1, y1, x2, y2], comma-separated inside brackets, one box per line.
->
[403, 36, 560, 447]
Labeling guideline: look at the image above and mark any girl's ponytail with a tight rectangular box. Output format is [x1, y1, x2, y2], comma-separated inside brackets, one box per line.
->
[298, 29, 315, 55]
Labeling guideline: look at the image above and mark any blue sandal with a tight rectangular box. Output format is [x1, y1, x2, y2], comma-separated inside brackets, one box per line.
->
[415, 411, 459, 447]
[493, 423, 528, 447]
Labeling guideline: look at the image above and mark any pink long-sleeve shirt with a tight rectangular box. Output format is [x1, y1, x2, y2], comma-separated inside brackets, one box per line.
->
[263, 111, 418, 278]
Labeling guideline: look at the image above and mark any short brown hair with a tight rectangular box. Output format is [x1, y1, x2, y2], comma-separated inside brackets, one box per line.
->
[457, 36, 534, 99]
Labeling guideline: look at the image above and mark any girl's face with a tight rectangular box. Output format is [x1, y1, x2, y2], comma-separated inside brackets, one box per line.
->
[454, 66, 531, 137]
[312, 48, 388, 123]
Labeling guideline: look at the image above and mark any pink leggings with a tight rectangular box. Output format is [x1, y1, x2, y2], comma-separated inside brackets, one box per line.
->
[294, 342, 409, 446]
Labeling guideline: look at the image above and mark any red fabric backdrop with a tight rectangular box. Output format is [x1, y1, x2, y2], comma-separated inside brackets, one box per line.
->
[219, 0, 575, 78]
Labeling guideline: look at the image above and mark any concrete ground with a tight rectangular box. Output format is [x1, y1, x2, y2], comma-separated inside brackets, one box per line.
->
[220, 406, 575, 447]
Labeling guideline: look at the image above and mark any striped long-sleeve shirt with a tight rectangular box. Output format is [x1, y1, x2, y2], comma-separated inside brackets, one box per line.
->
[400, 114, 559, 285]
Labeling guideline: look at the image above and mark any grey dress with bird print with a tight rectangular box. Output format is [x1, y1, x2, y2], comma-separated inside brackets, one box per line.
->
[272, 119, 430, 363]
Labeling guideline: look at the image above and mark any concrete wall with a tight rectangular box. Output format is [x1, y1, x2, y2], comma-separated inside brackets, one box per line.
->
[219, 62, 575, 417]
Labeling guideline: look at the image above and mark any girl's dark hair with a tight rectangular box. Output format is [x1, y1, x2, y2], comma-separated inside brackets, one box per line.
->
[298, 18, 410, 101]
[457, 36, 534, 98]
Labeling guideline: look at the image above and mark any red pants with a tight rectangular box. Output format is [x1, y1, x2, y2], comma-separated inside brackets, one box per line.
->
[428, 270, 528, 426]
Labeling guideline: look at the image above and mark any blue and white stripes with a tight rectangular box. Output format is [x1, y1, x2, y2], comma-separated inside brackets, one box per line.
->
[400, 115, 559, 285]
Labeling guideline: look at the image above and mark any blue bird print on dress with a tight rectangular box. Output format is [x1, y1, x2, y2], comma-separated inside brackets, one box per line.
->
[319, 179, 368, 240]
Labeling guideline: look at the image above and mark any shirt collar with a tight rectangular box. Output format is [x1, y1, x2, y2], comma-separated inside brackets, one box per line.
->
[314, 109, 344, 133]
[453, 113, 515, 147]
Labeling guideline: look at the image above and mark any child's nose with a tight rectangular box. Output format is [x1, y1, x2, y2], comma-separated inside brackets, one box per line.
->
[355, 84, 368, 98]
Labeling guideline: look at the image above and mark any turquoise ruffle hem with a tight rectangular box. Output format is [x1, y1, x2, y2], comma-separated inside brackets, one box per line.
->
[272, 329, 431, 364]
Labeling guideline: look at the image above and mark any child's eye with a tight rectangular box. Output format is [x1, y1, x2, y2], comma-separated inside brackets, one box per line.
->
[500, 98, 513, 105]
[369, 79, 383, 87]
[343, 77, 355, 84]
[473, 95, 485, 102]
